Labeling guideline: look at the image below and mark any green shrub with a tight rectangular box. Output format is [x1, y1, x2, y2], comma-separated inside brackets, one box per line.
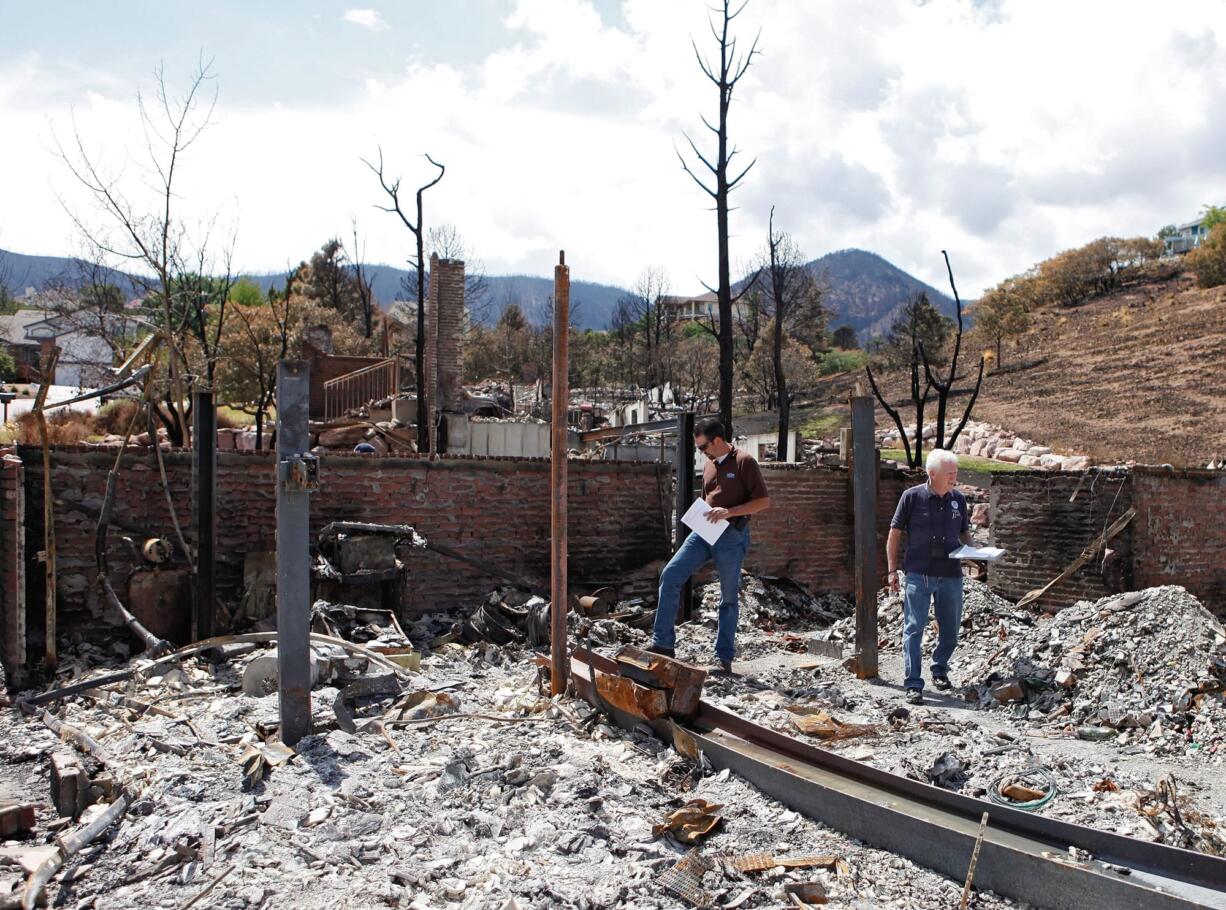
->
[1188, 224, 1226, 289]
[816, 349, 869, 376]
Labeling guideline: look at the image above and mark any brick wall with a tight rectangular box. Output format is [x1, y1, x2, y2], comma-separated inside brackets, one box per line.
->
[0, 453, 24, 678]
[746, 464, 921, 596]
[989, 471, 1136, 609]
[1131, 467, 1226, 613]
[12, 447, 673, 645]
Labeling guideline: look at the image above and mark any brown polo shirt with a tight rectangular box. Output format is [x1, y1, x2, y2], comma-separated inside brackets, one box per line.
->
[702, 446, 769, 510]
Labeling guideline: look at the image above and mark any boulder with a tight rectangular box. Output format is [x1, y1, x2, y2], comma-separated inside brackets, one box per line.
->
[995, 448, 1023, 463]
[318, 424, 369, 448]
[1063, 455, 1091, 471]
[970, 439, 988, 458]
[953, 435, 973, 454]
[1012, 440, 1031, 453]
[1039, 453, 1065, 470]
[971, 502, 990, 526]
[1027, 445, 1052, 457]
[1018, 454, 1043, 467]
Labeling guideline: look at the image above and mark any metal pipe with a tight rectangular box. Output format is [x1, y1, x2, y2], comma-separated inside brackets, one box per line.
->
[276, 360, 313, 746]
[192, 389, 217, 640]
[550, 251, 570, 695]
[850, 395, 878, 679]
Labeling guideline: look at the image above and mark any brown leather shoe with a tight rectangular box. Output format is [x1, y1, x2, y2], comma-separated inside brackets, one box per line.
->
[646, 643, 675, 658]
[711, 658, 733, 675]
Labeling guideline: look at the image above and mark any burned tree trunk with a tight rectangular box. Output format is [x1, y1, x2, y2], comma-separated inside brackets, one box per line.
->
[678, 0, 760, 436]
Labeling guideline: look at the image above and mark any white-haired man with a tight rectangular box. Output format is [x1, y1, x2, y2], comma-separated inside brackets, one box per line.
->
[886, 448, 974, 705]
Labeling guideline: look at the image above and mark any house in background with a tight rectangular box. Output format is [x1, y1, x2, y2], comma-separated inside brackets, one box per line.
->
[659, 291, 753, 325]
[1164, 215, 1217, 255]
[0, 305, 128, 387]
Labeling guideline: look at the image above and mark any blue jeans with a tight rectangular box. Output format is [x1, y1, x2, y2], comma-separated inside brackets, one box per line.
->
[652, 527, 750, 663]
[902, 573, 963, 691]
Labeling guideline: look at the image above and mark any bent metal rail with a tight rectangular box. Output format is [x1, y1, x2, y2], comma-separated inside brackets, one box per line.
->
[570, 647, 1226, 910]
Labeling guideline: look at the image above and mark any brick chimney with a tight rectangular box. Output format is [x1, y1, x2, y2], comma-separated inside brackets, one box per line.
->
[426, 254, 465, 434]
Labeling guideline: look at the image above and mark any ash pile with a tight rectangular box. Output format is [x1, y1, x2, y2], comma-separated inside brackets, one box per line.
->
[826, 580, 1226, 760]
[0, 640, 1029, 909]
[957, 586, 1226, 756]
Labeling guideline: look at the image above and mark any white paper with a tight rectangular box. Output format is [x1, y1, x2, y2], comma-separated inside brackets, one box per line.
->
[948, 544, 1006, 561]
[681, 498, 729, 546]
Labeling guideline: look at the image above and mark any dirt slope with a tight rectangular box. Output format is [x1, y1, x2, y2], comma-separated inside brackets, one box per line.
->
[971, 271, 1225, 466]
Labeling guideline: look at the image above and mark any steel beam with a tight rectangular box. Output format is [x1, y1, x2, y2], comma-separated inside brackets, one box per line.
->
[850, 395, 878, 679]
[550, 252, 570, 695]
[191, 389, 217, 641]
[569, 648, 1226, 910]
[276, 361, 313, 746]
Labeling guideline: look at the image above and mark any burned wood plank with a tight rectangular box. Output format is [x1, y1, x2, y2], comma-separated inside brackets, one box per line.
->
[594, 673, 668, 721]
[614, 646, 707, 719]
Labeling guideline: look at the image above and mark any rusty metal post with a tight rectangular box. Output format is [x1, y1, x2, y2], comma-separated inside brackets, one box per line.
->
[674, 411, 695, 622]
[550, 251, 570, 695]
[850, 395, 878, 679]
[191, 389, 216, 641]
[34, 347, 61, 669]
[276, 361, 316, 745]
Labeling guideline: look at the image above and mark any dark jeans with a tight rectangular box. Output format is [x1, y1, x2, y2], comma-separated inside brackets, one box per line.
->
[652, 526, 750, 663]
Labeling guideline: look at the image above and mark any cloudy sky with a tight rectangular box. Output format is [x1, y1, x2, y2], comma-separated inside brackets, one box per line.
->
[2, 0, 1224, 300]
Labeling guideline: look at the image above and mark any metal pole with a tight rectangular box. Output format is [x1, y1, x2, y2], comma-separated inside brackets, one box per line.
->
[674, 411, 695, 622]
[851, 395, 878, 679]
[191, 389, 217, 641]
[550, 251, 570, 696]
[276, 361, 315, 745]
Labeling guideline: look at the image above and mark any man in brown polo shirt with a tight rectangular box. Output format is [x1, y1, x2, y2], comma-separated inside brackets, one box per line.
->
[649, 419, 771, 673]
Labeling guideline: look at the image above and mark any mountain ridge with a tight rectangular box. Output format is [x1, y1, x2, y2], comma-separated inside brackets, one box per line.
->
[1, 246, 956, 337]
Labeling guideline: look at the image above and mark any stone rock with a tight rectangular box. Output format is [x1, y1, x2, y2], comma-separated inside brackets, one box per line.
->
[991, 679, 1025, 703]
[1018, 454, 1043, 467]
[995, 448, 1022, 463]
[1063, 455, 1091, 471]
[318, 424, 369, 447]
[1039, 453, 1065, 470]
[971, 503, 990, 526]
[969, 439, 988, 458]
[1055, 669, 1077, 689]
[1027, 445, 1052, 457]
[1012, 440, 1031, 453]
[953, 435, 973, 454]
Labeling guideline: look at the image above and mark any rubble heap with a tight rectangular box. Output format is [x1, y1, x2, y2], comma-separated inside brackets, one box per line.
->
[958, 586, 1226, 755]
[0, 639, 1028, 909]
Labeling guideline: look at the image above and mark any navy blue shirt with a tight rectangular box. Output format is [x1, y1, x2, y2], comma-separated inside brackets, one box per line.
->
[890, 483, 970, 577]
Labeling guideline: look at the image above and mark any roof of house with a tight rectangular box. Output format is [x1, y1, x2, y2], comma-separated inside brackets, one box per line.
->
[0, 308, 55, 346]
[660, 291, 719, 306]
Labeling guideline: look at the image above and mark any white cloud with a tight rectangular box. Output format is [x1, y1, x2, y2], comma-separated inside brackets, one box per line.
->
[2, 0, 1225, 303]
[342, 8, 387, 32]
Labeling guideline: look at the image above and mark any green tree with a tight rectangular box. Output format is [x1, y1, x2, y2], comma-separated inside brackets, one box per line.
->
[229, 277, 265, 308]
[1188, 224, 1226, 289]
[831, 325, 858, 349]
[0, 349, 15, 382]
[1157, 224, 1179, 240]
[971, 277, 1032, 366]
[1201, 205, 1226, 233]
[881, 293, 953, 366]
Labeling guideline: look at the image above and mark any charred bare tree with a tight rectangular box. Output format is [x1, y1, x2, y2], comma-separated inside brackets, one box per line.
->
[865, 255, 986, 467]
[920, 251, 986, 452]
[350, 218, 377, 340]
[364, 149, 444, 450]
[678, 0, 760, 436]
[761, 208, 824, 458]
[428, 224, 491, 329]
[54, 57, 225, 447]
